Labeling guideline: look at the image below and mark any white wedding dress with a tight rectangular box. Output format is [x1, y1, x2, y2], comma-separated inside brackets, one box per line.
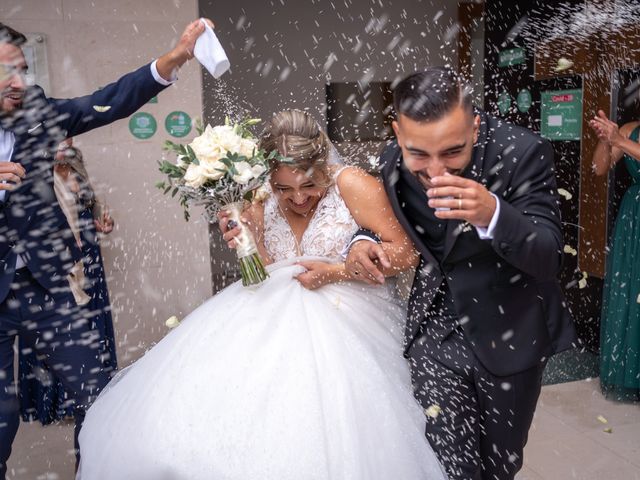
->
[77, 173, 447, 480]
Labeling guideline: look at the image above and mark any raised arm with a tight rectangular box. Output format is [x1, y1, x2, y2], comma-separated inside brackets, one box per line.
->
[50, 19, 212, 138]
[589, 111, 640, 176]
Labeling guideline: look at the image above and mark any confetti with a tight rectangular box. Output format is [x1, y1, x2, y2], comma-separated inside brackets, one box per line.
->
[554, 57, 574, 72]
[558, 188, 573, 200]
[425, 405, 442, 418]
[578, 271, 588, 289]
[165, 315, 180, 329]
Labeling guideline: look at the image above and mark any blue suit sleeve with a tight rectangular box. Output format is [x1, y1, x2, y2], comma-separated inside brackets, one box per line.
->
[50, 63, 168, 138]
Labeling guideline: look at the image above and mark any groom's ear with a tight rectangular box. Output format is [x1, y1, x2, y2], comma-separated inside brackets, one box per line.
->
[392, 120, 400, 138]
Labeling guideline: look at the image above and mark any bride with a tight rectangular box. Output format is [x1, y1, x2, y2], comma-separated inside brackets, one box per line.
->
[77, 109, 447, 479]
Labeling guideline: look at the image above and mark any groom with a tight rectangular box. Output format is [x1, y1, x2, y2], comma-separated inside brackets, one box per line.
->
[346, 67, 577, 479]
[0, 18, 211, 477]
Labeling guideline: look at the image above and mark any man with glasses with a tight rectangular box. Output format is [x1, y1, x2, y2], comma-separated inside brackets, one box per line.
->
[0, 19, 211, 477]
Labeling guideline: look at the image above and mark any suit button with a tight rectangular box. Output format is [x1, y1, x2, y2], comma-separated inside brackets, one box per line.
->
[499, 241, 511, 254]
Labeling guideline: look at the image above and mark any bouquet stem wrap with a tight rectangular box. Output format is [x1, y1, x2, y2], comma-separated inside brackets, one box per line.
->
[224, 202, 269, 286]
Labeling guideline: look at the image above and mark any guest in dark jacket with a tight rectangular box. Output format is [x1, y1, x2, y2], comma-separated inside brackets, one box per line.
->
[18, 143, 117, 424]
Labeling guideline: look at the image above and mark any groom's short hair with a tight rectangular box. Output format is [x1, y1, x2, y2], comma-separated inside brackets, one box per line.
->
[0, 23, 27, 47]
[393, 67, 473, 122]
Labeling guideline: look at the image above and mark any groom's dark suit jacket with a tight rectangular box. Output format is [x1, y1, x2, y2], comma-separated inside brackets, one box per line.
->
[0, 63, 167, 302]
[381, 110, 577, 377]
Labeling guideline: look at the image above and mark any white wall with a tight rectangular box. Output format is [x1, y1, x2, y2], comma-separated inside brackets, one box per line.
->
[200, 0, 459, 118]
[4, 0, 211, 364]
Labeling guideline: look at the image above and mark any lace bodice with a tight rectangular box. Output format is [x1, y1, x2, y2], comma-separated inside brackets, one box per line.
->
[263, 171, 359, 262]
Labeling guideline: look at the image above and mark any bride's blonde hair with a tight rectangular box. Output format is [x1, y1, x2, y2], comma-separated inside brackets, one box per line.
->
[259, 110, 332, 187]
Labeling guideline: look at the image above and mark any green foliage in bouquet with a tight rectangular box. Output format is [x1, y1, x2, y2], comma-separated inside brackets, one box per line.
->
[156, 118, 280, 222]
[156, 117, 285, 287]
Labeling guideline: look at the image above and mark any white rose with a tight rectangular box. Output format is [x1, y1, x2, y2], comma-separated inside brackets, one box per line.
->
[232, 161, 254, 185]
[202, 159, 227, 181]
[251, 164, 266, 178]
[253, 184, 270, 202]
[239, 138, 257, 158]
[189, 125, 227, 164]
[210, 125, 244, 154]
[183, 163, 207, 188]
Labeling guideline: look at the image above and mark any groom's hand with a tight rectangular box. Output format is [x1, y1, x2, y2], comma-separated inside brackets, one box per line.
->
[156, 18, 215, 81]
[345, 241, 389, 285]
[427, 173, 496, 228]
[0, 161, 26, 190]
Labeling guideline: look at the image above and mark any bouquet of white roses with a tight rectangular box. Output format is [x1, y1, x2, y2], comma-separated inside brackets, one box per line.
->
[158, 118, 279, 286]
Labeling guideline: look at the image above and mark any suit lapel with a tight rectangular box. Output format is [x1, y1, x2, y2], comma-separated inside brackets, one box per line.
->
[442, 218, 465, 261]
[382, 146, 441, 273]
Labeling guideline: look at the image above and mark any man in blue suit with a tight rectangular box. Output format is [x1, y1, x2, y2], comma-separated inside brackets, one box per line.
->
[0, 19, 211, 477]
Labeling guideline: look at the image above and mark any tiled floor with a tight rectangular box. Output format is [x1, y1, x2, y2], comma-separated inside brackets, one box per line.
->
[7, 379, 640, 479]
[518, 379, 640, 480]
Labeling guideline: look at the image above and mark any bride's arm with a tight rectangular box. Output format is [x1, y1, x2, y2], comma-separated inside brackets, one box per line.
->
[337, 166, 419, 278]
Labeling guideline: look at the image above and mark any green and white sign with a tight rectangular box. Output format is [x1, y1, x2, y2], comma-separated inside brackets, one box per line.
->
[497, 91, 512, 116]
[165, 111, 192, 138]
[498, 47, 526, 67]
[540, 89, 583, 141]
[129, 112, 157, 139]
[516, 89, 532, 113]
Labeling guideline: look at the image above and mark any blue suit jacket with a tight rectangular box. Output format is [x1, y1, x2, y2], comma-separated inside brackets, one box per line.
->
[0, 63, 167, 302]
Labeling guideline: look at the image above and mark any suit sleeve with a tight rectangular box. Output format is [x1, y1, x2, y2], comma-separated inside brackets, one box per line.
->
[50, 63, 168, 138]
[490, 138, 564, 280]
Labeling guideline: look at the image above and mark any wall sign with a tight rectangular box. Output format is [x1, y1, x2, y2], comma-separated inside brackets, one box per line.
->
[129, 112, 157, 139]
[165, 111, 192, 138]
[497, 91, 512, 115]
[540, 89, 583, 141]
[516, 88, 532, 113]
[498, 47, 526, 67]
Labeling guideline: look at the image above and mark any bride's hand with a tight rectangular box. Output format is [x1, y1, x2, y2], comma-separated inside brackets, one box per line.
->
[218, 204, 263, 250]
[218, 210, 241, 249]
[295, 261, 344, 290]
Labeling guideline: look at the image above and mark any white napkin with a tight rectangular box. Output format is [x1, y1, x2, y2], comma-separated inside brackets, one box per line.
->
[194, 18, 230, 79]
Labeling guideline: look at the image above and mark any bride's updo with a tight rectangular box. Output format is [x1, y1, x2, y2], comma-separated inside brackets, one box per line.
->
[259, 110, 332, 187]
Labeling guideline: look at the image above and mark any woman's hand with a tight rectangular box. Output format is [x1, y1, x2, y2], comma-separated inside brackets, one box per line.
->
[94, 209, 114, 234]
[217, 203, 264, 251]
[589, 110, 623, 146]
[217, 210, 243, 249]
[295, 261, 346, 290]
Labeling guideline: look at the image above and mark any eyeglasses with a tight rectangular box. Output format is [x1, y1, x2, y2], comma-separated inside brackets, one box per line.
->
[0, 63, 27, 83]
